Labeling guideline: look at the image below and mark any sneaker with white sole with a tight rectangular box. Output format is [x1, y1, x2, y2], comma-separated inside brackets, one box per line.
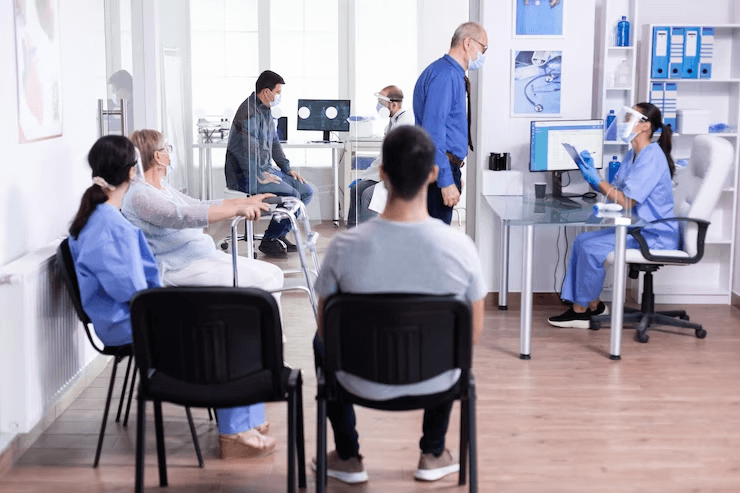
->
[548, 302, 609, 328]
[312, 450, 368, 484]
[415, 449, 459, 481]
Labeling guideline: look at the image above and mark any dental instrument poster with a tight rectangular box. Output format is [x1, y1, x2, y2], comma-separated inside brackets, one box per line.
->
[512, 50, 562, 116]
[515, 0, 564, 37]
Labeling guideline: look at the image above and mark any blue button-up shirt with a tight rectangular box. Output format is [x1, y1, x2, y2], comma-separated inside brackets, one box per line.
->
[413, 54, 468, 188]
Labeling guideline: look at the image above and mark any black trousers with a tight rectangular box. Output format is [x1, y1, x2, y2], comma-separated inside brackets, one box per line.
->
[427, 161, 462, 225]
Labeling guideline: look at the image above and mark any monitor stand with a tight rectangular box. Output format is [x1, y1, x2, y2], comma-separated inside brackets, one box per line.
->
[550, 171, 581, 209]
[322, 131, 331, 142]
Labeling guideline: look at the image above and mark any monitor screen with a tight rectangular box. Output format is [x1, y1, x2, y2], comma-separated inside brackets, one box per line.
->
[530, 120, 604, 172]
[296, 99, 351, 132]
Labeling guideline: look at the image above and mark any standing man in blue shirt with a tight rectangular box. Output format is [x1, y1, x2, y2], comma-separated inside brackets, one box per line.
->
[413, 22, 488, 224]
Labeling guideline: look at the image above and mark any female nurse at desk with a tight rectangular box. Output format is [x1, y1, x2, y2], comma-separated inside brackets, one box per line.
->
[548, 102, 679, 328]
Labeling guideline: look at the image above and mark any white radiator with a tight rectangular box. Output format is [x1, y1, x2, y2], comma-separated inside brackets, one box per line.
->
[0, 241, 97, 433]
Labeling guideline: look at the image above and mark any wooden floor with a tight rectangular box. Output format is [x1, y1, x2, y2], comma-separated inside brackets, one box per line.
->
[4, 222, 740, 492]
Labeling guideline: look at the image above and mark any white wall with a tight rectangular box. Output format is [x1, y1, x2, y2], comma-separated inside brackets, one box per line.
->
[0, 0, 107, 266]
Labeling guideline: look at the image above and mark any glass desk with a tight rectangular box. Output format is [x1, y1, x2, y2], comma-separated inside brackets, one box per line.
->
[484, 195, 640, 361]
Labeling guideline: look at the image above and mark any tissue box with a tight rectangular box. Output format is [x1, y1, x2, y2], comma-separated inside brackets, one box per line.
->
[482, 170, 523, 195]
[677, 109, 710, 134]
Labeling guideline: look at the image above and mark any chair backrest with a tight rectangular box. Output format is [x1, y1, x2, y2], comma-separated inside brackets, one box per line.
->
[56, 238, 103, 353]
[322, 294, 472, 386]
[130, 287, 284, 395]
[679, 135, 734, 256]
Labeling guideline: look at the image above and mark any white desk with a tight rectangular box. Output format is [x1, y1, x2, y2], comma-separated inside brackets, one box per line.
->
[193, 140, 345, 223]
[484, 194, 637, 360]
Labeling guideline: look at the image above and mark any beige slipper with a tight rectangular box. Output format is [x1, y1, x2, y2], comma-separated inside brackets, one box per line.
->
[255, 421, 270, 435]
[219, 429, 276, 459]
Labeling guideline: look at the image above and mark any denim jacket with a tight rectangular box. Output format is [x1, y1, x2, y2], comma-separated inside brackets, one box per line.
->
[225, 92, 291, 194]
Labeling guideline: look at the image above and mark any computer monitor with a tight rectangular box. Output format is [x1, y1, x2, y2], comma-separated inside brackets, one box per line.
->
[530, 119, 604, 198]
[296, 99, 351, 141]
[276, 116, 288, 142]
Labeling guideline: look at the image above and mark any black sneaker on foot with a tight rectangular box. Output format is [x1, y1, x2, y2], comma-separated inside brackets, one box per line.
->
[258, 238, 288, 258]
[278, 235, 297, 253]
[548, 307, 592, 329]
[590, 301, 609, 316]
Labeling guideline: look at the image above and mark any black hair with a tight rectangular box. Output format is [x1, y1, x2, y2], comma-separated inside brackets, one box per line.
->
[256, 70, 286, 94]
[635, 102, 675, 177]
[69, 135, 136, 238]
[381, 126, 436, 200]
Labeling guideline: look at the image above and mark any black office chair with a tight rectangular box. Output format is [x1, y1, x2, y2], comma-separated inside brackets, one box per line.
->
[56, 239, 204, 468]
[130, 287, 306, 493]
[316, 294, 477, 492]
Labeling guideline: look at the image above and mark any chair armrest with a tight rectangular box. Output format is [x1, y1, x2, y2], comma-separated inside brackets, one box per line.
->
[629, 217, 710, 264]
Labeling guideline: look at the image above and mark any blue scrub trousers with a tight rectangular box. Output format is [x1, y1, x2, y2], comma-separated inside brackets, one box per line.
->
[216, 404, 265, 435]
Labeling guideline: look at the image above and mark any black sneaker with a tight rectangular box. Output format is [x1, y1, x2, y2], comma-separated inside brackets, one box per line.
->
[278, 235, 297, 253]
[258, 238, 288, 258]
[548, 307, 592, 329]
[590, 301, 610, 316]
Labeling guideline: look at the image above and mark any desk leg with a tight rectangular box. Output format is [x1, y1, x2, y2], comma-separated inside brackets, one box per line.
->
[206, 148, 213, 200]
[609, 223, 627, 360]
[499, 220, 510, 310]
[520, 225, 534, 360]
[333, 148, 339, 226]
[199, 148, 206, 200]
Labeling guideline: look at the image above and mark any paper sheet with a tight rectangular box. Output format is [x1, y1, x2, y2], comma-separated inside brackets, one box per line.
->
[368, 181, 388, 213]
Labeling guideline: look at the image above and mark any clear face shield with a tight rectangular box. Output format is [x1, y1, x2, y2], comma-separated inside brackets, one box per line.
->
[133, 147, 146, 182]
[606, 105, 648, 144]
[374, 92, 392, 118]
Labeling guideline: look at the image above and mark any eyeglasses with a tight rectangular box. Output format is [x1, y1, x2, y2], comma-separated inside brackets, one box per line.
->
[470, 37, 488, 54]
[158, 144, 173, 153]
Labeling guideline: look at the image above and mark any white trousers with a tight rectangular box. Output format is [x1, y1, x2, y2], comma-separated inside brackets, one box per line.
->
[164, 251, 284, 291]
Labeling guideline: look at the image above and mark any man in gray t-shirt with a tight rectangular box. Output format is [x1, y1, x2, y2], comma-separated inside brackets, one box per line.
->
[313, 126, 486, 485]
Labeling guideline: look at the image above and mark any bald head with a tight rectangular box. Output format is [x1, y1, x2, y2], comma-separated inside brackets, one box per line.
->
[451, 22, 486, 48]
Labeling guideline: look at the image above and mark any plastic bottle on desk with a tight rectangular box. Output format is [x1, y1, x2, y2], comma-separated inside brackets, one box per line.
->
[608, 156, 621, 183]
[605, 110, 617, 141]
[616, 16, 630, 47]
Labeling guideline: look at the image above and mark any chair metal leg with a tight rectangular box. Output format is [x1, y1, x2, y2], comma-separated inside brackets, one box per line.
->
[135, 392, 146, 493]
[123, 364, 137, 427]
[116, 355, 133, 422]
[94, 355, 121, 468]
[459, 398, 469, 486]
[297, 375, 307, 489]
[652, 313, 703, 331]
[316, 397, 327, 493]
[153, 401, 168, 487]
[468, 380, 478, 493]
[288, 387, 297, 493]
[207, 407, 213, 421]
[185, 407, 204, 468]
[657, 309, 687, 318]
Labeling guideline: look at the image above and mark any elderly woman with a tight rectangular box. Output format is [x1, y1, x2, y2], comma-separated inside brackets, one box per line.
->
[123, 129, 281, 458]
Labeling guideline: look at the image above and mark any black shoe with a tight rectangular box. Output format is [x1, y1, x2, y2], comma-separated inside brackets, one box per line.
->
[548, 307, 592, 329]
[278, 236, 297, 253]
[258, 238, 288, 258]
[590, 301, 609, 316]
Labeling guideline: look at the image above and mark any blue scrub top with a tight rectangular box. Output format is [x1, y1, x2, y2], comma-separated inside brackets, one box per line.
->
[613, 142, 679, 249]
[68, 203, 161, 347]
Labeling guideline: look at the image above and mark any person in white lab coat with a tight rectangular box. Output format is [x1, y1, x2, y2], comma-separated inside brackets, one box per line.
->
[346, 85, 415, 228]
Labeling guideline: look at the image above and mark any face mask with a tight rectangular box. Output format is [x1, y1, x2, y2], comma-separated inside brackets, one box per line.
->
[269, 91, 281, 108]
[468, 50, 485, 71]
[376, 103, 390, 118]
[618, 123, 638, 143]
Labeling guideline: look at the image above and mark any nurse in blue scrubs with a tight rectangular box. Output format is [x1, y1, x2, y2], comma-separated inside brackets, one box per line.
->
[549, 103, 679, 328]
[69, 135, 275, 458]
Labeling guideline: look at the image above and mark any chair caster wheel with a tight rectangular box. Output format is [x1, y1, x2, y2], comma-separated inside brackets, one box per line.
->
[636, 331, 649, 343]
[695, 328, 707, 339]
[589, 320, 600, 331]
[219, 242, 229, 251]
[680, 314, 690, 321]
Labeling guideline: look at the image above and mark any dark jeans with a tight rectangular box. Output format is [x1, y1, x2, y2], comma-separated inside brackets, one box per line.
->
[347, 179, 378, 228]
[427, 162, 462, 225]
[313, 334, 453, 460]
[238, 171, 315, 240]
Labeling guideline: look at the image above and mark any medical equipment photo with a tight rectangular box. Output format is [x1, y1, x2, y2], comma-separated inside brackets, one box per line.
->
[514, 0, 564, 37]
[512, 50, 563, 116]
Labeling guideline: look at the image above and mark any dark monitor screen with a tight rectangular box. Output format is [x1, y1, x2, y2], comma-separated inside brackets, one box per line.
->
[296, 99, 351, 132]
[276, 116, 288, 141]
[529, 119, 604, 172]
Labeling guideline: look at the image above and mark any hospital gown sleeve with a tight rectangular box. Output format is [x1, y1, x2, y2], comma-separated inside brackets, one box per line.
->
[130, 185, 211, 229]
[621, 145, 665, 204]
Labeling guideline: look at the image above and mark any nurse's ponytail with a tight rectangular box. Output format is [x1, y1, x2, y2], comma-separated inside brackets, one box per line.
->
[635, 102, 675, 177]
[69, 136, 136, 238]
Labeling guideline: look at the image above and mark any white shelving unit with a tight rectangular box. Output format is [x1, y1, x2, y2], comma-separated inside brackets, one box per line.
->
[593, 0, 639, 176]
[638, 24, 740, 304]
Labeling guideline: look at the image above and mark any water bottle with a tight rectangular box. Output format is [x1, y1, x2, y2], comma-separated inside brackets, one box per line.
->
[616, 16, 630, 47]
[605, 110, 617, 141]
[608, 156, 621, 183]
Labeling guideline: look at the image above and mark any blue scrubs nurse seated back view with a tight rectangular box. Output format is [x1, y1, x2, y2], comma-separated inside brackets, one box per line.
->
[548, 102, 679, 328]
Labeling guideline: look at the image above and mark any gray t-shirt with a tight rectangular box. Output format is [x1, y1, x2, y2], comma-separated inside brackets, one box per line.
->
[314, 216, 487, 401]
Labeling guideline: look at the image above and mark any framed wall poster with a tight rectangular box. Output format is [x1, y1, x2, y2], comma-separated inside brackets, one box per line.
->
[13, 0, 63, 143]
[514, 0, 564, 38]
[511, 50, 562, 117]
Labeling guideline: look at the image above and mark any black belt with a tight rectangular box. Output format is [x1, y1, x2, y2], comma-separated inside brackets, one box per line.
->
[446, 152, 464, 168]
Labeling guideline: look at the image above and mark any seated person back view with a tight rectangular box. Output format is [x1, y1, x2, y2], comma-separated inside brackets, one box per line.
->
[313, 126, 486, 484]
[225, 70, 315, 258]
[347, 85, 414, 228]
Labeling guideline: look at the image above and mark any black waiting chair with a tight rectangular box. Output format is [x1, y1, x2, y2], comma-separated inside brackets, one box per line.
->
[316, 294, 477, 492]
[56, 239, 204, 468]
[130, 287, 306, 493]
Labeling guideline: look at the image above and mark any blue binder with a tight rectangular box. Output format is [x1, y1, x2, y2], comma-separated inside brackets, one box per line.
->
[669, 27, 685, 78]
[700, 27, 714, 79]
[651, 27, 670, 79]
[681, 27, 701, 79]
[649, 82, 665, 108]
[663, 82, 678, 130]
